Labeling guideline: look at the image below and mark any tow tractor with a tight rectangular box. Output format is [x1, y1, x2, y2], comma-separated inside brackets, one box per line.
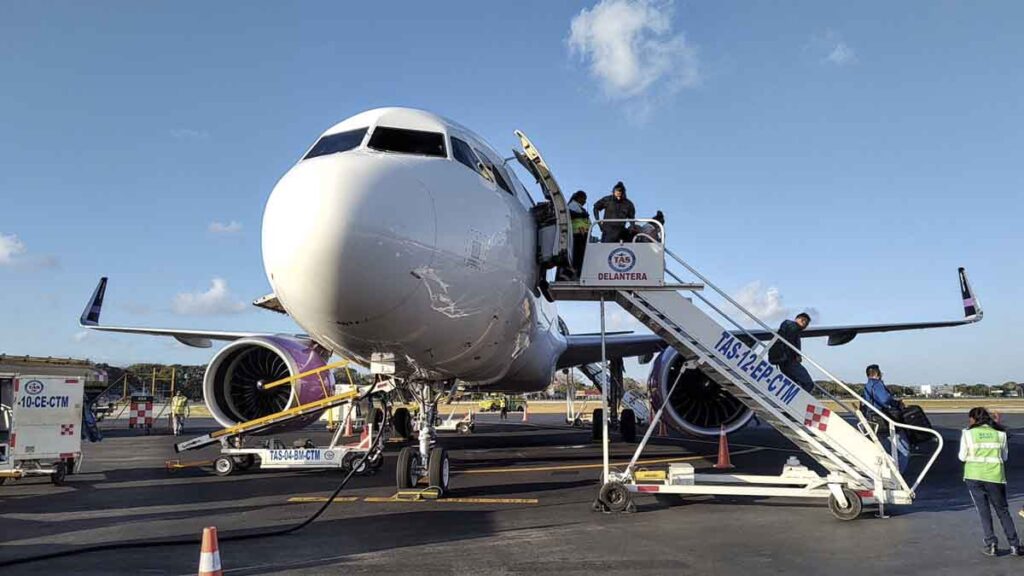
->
[1, 375, 84, 485]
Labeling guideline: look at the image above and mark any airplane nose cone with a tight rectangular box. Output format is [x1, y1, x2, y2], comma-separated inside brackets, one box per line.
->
[262, 154, 437, 333]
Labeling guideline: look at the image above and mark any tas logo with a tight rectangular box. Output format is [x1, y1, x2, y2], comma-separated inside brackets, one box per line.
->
[608, 248, 636, 273]
[25, 380, 45, 395]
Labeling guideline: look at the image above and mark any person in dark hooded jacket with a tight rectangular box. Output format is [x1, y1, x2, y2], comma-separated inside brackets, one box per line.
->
[592, 181, 636, 242]
[768, 312, 815, 393]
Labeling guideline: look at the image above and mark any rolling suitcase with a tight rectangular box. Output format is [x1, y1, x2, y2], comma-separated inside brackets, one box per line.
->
[899, 405, 934, 444]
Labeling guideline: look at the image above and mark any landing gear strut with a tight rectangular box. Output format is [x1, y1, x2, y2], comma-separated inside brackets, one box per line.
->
[394, 382, 451, 496]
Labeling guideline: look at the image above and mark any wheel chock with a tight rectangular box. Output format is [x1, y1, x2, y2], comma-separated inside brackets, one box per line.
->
[395, 487, 442, 501]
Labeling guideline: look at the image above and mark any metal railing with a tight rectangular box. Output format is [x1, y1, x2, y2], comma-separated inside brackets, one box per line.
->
[581, 218, 944, 496]
[586, 218, 665, 246]
[658, 244, 943, 495]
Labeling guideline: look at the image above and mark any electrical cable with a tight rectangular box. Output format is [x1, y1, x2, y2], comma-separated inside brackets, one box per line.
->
[0, 393, 391, 569]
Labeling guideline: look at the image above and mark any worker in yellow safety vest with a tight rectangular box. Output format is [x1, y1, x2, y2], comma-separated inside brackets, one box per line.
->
[170, 391, 190, 436]
[959, 407, 1021, 557]
[566, 190, 590, 280]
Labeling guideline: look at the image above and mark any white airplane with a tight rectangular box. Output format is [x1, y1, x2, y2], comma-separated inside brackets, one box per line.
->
[80, 107, 982, 494]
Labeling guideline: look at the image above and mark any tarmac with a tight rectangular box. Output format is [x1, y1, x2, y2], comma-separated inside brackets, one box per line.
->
[1, 411, 1022, 575]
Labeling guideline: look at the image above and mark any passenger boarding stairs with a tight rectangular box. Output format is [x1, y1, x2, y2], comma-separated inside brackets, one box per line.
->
[550, 221, 943, 505]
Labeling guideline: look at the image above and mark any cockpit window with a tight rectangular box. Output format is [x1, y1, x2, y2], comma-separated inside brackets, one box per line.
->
[304, 128, 368, 160]
[450, 137, 480, 173]
[475, 149, 513, 195]
[368, 126, 447, 157]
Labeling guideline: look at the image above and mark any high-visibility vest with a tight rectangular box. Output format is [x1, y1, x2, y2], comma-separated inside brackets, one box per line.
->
[571, 217, 591, 235]
[962, 425, 1007, 483]
[171, 395, 189, 415]
[568, 200, 591, 235]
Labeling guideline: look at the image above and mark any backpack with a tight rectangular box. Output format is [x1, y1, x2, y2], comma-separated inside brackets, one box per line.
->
[767, 339, 788, 365]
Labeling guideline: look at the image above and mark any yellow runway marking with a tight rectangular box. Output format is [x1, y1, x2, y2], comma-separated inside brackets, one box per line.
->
[364, 496, 539, 505]
[288, 496, 538, 505]
[457, 447, 763, 475]
[287, 496, 359, 503]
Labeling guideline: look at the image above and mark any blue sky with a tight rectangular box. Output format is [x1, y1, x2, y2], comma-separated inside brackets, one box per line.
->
[1, 1, 1021, 385]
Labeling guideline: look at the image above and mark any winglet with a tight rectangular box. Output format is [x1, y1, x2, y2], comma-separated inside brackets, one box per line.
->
[80, 277, 108, 326]
[959, 267, 982, 321]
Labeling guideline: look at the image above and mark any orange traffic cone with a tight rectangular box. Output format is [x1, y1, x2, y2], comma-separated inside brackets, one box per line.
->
[198, 526, 222, 576]
[522, 403, 529, 422]
[713, 426, 734, 469]
[343, 408, 353, 437]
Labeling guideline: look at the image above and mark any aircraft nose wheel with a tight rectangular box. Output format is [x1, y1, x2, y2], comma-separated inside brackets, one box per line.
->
[396, 446, 423, 490]
[396, 446, 451, 495]
[428, 448, 450, 495]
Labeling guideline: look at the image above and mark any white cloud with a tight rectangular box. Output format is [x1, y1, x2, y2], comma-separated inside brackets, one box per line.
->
[730, 281, 818, 326]
[607, 308, 647, 333]
[73, 331, 90, 342]
[170, 128, 210, 140]
[208, 220, 242, 234]
[733, 281, 788, 324]
[172, 278, 246, 316]
[825, 42, 856, 66]
[568, 0, 698, 100]
[0, 232, 26, 265]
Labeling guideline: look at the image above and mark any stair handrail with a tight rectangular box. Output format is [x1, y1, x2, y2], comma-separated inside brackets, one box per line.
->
[587, 218, 665, 245]
[663, 268, 858, 414]
[624, 289, 883, 487]
[580, 221, 942, 495]
[660, 244, 944, 494]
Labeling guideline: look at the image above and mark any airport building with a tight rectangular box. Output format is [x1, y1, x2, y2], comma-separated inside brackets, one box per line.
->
[0, 354, 107, 384]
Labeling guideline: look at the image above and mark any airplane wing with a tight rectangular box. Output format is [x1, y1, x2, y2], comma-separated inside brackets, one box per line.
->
[557, 267, 982, 368]
[78, 277, 295, 348]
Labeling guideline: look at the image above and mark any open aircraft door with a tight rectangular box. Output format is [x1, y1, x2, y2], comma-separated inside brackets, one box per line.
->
[514, 130, 572, 272]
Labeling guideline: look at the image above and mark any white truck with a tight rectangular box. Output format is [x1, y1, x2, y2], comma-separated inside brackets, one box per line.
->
[0, 375, 84, 485]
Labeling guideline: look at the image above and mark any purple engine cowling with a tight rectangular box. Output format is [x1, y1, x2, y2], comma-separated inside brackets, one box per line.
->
[648, 347, 753, 437]
[203, 336, 333, 429]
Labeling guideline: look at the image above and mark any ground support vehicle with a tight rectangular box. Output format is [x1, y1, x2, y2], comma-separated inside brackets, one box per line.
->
[0, 375, 84, 486]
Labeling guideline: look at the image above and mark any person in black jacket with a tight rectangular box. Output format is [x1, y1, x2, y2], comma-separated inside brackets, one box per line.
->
[592, 181, 636, 242]
[563, 190, 590, 280]
[767, 312, 815, 393]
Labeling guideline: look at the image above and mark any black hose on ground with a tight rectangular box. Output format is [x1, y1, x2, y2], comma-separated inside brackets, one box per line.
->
[0, 395, 391, 569]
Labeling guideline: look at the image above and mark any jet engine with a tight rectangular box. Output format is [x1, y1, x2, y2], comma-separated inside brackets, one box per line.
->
[647, 347, 752, 436]
[202, 336, 333, 428]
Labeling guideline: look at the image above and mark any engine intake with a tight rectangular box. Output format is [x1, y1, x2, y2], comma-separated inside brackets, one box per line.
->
[648, 348, 752, 436]
[203, 336, 332, 428]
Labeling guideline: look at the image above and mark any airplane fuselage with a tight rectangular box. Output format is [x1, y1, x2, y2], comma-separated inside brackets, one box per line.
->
[262, 108, 566, 391]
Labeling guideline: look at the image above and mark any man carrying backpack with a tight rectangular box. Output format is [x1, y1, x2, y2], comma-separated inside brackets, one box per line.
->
[862, 364, 909, 473]
[767, 313, 815, 393]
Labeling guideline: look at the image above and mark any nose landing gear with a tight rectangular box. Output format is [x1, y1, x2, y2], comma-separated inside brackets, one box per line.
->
[394, 382, 452, 496]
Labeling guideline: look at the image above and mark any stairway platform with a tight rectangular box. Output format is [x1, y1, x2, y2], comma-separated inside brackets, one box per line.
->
[547, 282, 704, 301]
